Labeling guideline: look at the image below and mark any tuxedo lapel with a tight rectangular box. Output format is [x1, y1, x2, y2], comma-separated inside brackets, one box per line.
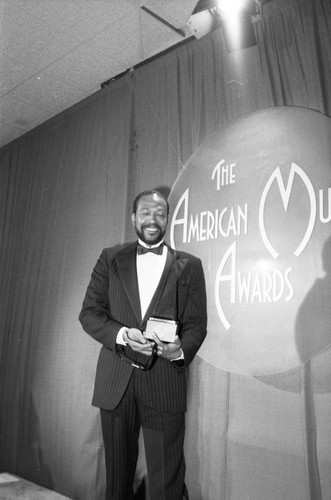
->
[143, 246, 188, 323]
[116, 243, 189, 325]
[115, 243, 142, 323]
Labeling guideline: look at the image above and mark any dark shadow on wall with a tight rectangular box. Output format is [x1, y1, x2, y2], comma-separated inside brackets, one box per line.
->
[256, 235, 331, 396]
[291, 235, 331, 500]
[254, 236, 331, 500]
[295, 234, 331, 366]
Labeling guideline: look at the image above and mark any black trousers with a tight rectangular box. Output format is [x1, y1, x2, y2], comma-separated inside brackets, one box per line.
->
[100, 369, 187, 500]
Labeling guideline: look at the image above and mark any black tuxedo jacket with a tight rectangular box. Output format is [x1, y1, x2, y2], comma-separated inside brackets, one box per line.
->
[79, 241, 207, 412]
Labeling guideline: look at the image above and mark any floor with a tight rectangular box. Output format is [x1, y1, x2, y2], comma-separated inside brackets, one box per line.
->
[0, 474, 72, 500]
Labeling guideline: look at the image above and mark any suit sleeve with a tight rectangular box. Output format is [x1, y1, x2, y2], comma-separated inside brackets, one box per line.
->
[179, 258, 207, 366]
[79, 249, 124, 350]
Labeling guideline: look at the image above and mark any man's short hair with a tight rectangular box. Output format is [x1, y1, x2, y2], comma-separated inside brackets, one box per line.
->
[133, 190, 169, 214]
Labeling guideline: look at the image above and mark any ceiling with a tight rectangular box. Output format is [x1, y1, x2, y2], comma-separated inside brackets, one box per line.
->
[0, 0, 198, 148]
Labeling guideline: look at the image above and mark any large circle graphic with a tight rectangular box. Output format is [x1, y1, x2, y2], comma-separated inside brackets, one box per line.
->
[167, 106, 331, 375]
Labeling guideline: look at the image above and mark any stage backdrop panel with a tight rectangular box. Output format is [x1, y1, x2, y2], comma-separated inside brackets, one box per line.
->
[169, 106, 331, 375]
[168, 106, 331, 499]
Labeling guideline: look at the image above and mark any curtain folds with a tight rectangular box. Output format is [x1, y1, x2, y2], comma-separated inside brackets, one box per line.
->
[0, 0, 330, 499]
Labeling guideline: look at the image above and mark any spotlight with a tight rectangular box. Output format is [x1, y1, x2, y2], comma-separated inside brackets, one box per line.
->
[188, 0, 259, 52]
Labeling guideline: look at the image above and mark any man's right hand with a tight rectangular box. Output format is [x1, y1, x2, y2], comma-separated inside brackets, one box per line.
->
[123, 328, 154, 356]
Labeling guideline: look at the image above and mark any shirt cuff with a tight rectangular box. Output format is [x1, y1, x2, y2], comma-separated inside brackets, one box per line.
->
[116, 327, 128, 345]
[170, 348, 184, 362]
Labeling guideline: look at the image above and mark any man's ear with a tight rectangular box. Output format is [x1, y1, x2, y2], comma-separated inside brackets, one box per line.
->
[131, 213, 136, 226]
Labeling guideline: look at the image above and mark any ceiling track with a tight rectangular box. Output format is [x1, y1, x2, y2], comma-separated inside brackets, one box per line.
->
[140, 6, 186, 38]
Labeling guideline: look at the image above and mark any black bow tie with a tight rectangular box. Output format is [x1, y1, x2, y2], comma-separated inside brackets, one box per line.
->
[137, 243, 164, 255]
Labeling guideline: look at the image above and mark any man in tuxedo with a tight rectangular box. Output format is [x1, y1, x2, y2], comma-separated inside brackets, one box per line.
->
[79, 189, 207, 500]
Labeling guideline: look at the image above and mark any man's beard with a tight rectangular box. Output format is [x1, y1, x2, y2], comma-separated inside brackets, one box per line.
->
[135, 223, 165, 245]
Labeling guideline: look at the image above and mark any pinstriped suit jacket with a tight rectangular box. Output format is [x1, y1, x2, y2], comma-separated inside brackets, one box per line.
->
[79, 241, 207, 412]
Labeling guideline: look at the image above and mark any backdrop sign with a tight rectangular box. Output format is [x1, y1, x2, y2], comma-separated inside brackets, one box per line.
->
[167, 107, 331, 375]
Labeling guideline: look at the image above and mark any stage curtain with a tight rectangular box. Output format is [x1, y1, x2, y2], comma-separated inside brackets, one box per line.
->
[0, 0, 330, 499]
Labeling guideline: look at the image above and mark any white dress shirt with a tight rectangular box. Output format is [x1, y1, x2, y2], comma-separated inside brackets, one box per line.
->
[136, 240, 167, 318]
[116, 240, 166, 344]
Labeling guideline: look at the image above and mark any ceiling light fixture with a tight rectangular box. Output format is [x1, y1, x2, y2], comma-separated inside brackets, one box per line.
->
[188, 0, 263, 51]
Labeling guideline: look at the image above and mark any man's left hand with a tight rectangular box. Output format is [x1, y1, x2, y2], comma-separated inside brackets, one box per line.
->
[152, 333, 182, 360]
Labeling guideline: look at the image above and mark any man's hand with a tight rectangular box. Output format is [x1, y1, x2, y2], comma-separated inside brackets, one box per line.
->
[152, 333, 182, 360]
[123, 328, 154, 356]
